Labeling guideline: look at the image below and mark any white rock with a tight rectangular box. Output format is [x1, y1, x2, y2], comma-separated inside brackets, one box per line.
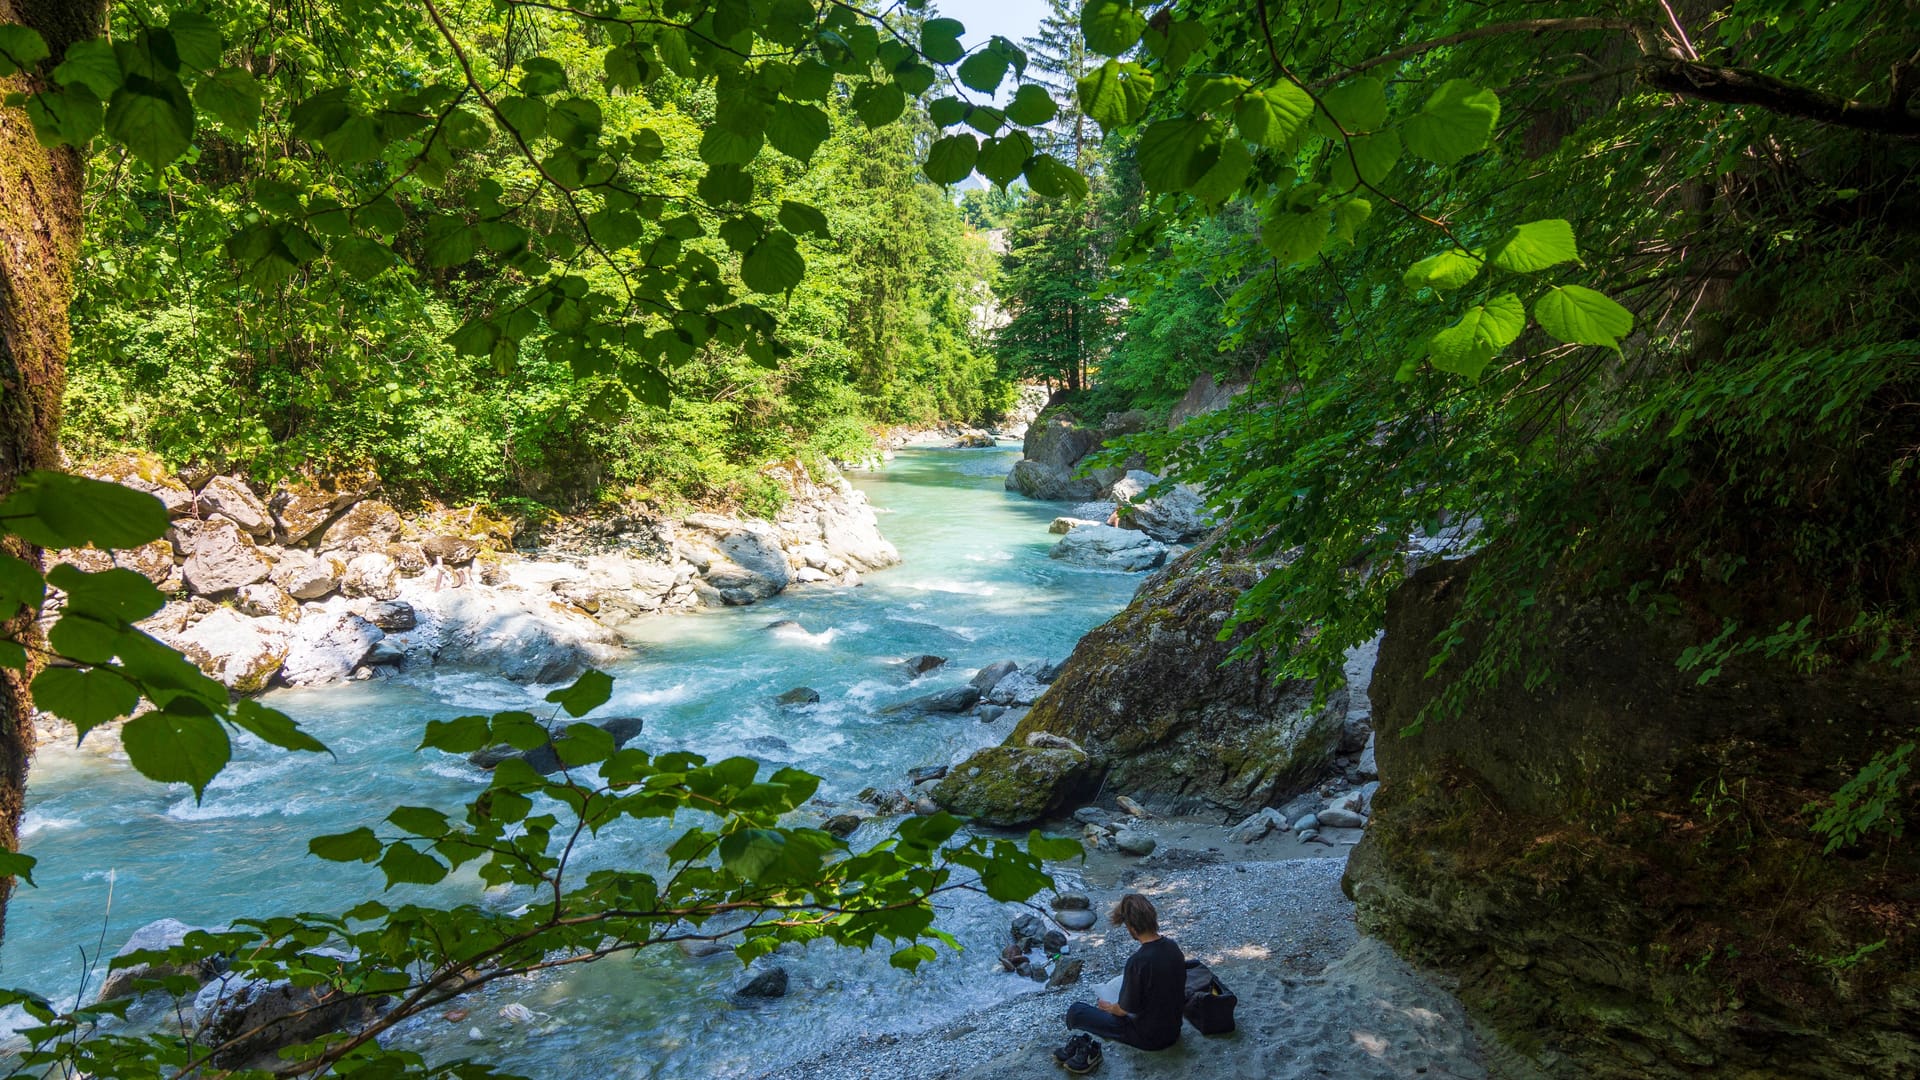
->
[280, 614, 384, 686]
[340, 552, 399, 600]
[182, 519, 272, 595]
[168, 608, 289, 693]
[430, 590, 624, 684]
[195, 475, 273, 537]
[1048, 525, 1169, 572]
[236, 582, 298, 620]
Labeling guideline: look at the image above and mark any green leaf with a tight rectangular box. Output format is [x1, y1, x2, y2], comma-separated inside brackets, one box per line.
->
[548, 97, 602, 147]
[852, 83, 905, 129]
[920, 18, 965, 65]
[421, 714, 493, 753]
[388, 806, 449, 838]
[194, 67, 262, 130]
[232, 700, 328, 754]
[923, 134, 978, 185]
[1188, 140, 1251, 204]
[1331, 197, 1373, 245]
[1428, 293, 1527, 379]
[519, 56, 568, 96]
[1081, 0, 1146, 55]
[1136, 118, 1215, 192]
[1402, 79, 1500, 165]
[1027, 829, 1085, 861]
[0, 472, 168, 550]
[1141, 16, 1205, 68]
[956, 50, 1009, 94]
[105, 74, 195, 169]
[889, 943, 938, 970]
[1024, 154, 1088, 200]
[1236, 82, 1314, 148]
[166, 12, 222, 71]
[604, 42, 652, 88]
[0, 24, 49, 76]
[699, 124, 762, 166]
[698, 163, 754, 204]
[976, 131, 1034, 188]
[928, 96, 967, 128]
[1489, 219, 1579, 272]
[1313, 76, 1387, 135]
[121, 710, 231, 799]
[1403, 248, 1484, 292]
[765, 100, 829, 162]
[496, 96, 547, 140]
[30, 667, 139, 734]
[1262, 206, 1328, 265]
[742, 231, 805, 293]
[778, 199, 830, 239]
[52, 39, 122, 98]
[1534, 285, 1634, 349]
[310, 826, 382, 863]
[1077, 59, 1153, 132]
[0, 555, 45, 613]
[26, 84, 104, 146]
[545, 668, 614, 717]
[379, 843, 448, 888]
[553, 721, 616, 767]
[717, 828, 831, 883]
[330, 236, 396, 281]
[1005, 83, 1058, 127]
[0, 849, 36, 887]
[1329, 130, 1400, 190]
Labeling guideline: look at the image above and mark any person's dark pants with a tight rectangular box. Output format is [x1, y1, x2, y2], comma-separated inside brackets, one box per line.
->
[1065, 1002, 1160, 1050]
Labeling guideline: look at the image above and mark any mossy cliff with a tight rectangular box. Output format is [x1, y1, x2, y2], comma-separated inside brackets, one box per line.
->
[1344, 557, 1920, 1079]
[932, 539, 1343, 825]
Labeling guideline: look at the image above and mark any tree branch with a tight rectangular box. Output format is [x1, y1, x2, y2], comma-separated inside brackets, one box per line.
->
[1640, 57, 1920, 137]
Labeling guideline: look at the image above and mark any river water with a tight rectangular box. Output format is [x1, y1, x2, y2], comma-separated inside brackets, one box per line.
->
[4, 445, 1142, 1077]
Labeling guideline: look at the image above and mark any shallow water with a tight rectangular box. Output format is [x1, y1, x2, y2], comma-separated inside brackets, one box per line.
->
[4, 445, 1142, 1077]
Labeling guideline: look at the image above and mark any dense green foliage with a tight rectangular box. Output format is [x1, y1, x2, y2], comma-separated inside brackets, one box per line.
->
[47, 0, 1007, 512]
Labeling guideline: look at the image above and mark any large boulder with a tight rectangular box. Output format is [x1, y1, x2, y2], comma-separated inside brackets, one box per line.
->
[1344, 557, 1920, 1080]
[339, 552, 400, 600]
[195, 476, 272, 537]
[1110, 470, 1214, 543]
[937, 540, 1343, 823]
[431, 590, 624, 684]
[82, 454, 194, 516]
[1004, 411, 1116, 501]
[168, 609, 288, 693]
[1048, 525, 1169, 572]
[1166, 371, 1248, 429]
[96, 918, 227, 1002]
[930, 745, 1095, 827]
[114, 538, 181, 590]
[181, 518, 272, 596]
[272, 551, 341, 601]
[320, 499, 404, 553]
[193, 953, 380, 1069]
[279, 614, 384, 686]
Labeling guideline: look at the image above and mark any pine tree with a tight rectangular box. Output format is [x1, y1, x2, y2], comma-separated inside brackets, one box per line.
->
[1022, 0, 1090, 167]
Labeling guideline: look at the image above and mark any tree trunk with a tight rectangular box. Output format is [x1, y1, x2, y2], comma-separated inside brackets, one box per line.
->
[0, 0, 103, 946]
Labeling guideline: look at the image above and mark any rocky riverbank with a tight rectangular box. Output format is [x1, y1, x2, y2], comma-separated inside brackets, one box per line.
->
[41, 455, 900, 729]
[771, 826, 1499, 1080]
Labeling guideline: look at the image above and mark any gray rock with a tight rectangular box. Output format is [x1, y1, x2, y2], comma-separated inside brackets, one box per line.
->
[1048, 517, 1101, 534]
[976, 704, 1007, 722]
[96, 918, 227, 1002]
[1293, 813, 1321, 833]
[234, 582, 296, 620]
[1042, 929, 1068, 954]
[731, 966, 788, 1001]
[1230, 808, 1285, 844]
[181, 518, 272, 595]
[274, 553, 341, 601]
[195, 476, 272, 537]
[279, 614, 383, 686]
[1277, 792, 1321, 825]
[776, 686, 821, 705]
[970, 660, 1019, 695]
[1029, 659, 1061, 683]
[1046, 958, 1084, 987]
[320, 499, 404, 553]
[1110, 472, 1214, 544]
[823, 814, 863, 839]
[908, 764, 948, 784]
[1048, 525, 1169, 572]
[358, 600, 416, 631]
[1010, 914, 1046, 949]
[166, 608, 288, 693]
[432, 590, 624, 684]
[470, 716, 646, 774]
[887, 686, 981, 714]
[1114, 831, 1157, 856]
[339, 552, 399, 600]
[742, 735, 792, 756]
[985, 670, 1047, 706]
[363, 640, 406, 667]
[677, 939, 731, 960]
[269, 492, 342, 546]
[1051, 890, 1091, 911]
[1318, 826, 1367, 845]
[1057, 909, 1097, 931]
[903, 654, 947, 677]
[1071, 807, 1112, 828]
[1316, 807, 1367, 829]
[1299, 828, 1320, 843]
[1356, 732, 1378, 780]
[913, 797, 939, 815]
[193, 953, 379, 1069]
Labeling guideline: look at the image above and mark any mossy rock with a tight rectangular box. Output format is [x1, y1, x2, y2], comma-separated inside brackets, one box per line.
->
[930, 746, 1094, 827]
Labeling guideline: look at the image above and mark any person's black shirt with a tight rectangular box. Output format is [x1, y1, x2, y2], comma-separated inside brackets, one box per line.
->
[1116, 936, 1186, 1049]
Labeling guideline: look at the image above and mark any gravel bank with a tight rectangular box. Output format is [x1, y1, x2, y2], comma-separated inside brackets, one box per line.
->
[770, 837, 1496, 1080]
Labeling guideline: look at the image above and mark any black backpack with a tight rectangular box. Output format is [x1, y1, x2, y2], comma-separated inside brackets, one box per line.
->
[1181, 959, 1237, 1035]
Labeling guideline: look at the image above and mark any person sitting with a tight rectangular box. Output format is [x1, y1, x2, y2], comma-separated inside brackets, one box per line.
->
[1054, 892, 1185, 1071]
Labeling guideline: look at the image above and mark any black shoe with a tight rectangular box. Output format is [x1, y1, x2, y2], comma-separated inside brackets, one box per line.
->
[1053, 1032, 1091, 1066]
[1065, 1038, 1102, 1074]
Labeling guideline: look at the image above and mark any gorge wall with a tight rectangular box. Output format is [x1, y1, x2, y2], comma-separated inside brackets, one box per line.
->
[1344, 558, 1920, 1079]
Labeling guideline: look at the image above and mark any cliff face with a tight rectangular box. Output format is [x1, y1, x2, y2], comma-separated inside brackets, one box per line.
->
[932, 539, 1343, 824]
[1345, 558, 1920, 1079]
